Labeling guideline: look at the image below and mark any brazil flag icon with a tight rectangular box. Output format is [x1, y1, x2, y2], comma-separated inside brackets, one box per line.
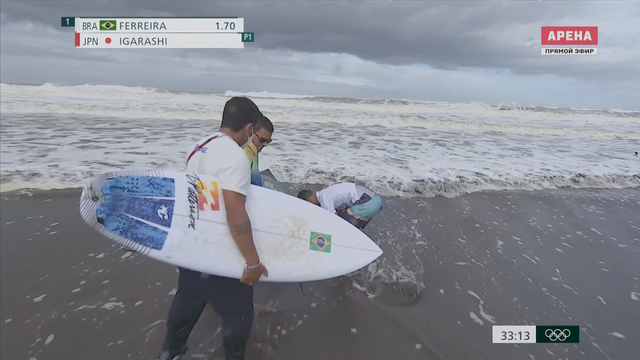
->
[100, 20, 116, 30]
[309, 231, 332, 253]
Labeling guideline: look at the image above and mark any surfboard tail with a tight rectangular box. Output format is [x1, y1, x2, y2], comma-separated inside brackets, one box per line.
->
[79, 169, 174, 255]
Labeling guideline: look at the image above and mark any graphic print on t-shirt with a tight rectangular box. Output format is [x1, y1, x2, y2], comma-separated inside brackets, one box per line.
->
[196, 180, 220, 211]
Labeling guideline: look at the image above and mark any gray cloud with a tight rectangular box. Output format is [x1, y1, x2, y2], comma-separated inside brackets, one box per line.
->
[1, 1, 639, 109]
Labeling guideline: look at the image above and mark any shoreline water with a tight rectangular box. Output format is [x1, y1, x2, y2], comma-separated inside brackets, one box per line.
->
[2, 84, 639, 196]
[3, 82, 640, 113]
[3, 176, 640, 199]
[2, 187, 639, 360]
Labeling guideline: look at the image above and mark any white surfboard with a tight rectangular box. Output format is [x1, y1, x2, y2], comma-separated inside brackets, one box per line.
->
[79, 169, 383, 282]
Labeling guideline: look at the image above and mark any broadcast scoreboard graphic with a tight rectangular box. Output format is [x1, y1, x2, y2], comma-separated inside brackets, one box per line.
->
[493, 325, 580, 344]
[61, 17, 254, 48]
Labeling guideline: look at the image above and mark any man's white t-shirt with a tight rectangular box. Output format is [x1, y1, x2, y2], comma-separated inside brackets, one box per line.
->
[316, 182, 361, 213]
[186, 132, 251, 196]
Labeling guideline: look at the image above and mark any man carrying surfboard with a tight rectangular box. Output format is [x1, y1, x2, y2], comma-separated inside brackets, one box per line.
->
[157, 97, 268, 360]
[244, 115, 274, 186]
[297, 182, 383, 230]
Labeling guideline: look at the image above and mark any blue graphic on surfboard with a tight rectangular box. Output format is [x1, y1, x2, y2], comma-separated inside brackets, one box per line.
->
[95, 176, 175, 251]
[102, 176, 175, 198]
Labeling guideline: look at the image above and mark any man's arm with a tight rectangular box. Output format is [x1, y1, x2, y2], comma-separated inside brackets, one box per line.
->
[222, 189, 260, 265]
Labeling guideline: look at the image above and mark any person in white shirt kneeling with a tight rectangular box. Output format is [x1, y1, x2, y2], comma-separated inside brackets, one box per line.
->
[297, 182, 383, 230]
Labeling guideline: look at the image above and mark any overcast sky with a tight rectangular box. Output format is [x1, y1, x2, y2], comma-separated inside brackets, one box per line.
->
[1, 0, 639, 109]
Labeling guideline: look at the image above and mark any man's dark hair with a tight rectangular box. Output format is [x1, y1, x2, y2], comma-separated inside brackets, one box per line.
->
[256, 116, 274, 133]
[220, 97, 262, 131]
[297, 190, 314, 201]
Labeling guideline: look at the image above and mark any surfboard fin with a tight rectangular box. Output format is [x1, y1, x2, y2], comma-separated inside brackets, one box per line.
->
[85, 183, 102, 203]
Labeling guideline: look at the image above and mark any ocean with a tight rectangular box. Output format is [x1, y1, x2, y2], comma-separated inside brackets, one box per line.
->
[1, 83, 639, 360]
[1, 82, 638, 194]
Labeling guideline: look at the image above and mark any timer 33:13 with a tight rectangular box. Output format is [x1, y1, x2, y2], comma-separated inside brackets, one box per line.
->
[501, 331, 530, 341]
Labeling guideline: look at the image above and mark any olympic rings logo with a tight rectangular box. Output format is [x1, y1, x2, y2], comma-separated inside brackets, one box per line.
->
[545, 329, 571, 341]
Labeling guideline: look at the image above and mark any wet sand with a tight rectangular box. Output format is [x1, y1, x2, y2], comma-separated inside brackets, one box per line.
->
[1, 188, 639, 360]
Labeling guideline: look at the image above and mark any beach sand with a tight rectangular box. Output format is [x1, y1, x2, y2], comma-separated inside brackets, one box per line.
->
[1, 188, 639, 360]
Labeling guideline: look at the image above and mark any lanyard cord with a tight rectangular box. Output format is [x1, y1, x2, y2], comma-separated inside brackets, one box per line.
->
[185, 134, 226, 166]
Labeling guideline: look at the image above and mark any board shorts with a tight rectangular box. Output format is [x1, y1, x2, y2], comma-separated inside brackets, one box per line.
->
[338, 194, 383, 229]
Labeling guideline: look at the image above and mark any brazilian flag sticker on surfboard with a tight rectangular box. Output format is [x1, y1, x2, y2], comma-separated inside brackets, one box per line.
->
[309, 231, 331, 253]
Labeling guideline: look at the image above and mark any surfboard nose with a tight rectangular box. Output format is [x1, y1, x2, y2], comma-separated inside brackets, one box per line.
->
[369, 242, 384, 262]
[372, 241, 383, 256]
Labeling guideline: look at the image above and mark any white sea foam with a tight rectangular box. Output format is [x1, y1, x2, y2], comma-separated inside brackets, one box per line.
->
[224, 90, 313, 99]
[1, 83, 639, 196]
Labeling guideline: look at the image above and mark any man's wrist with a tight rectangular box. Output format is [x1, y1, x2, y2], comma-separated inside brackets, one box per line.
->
[244, 262, 261, 270]
[245, 253, 259, 264]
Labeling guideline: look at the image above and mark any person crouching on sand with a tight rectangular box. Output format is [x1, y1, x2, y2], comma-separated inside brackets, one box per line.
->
[297, 182, 383, 230]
